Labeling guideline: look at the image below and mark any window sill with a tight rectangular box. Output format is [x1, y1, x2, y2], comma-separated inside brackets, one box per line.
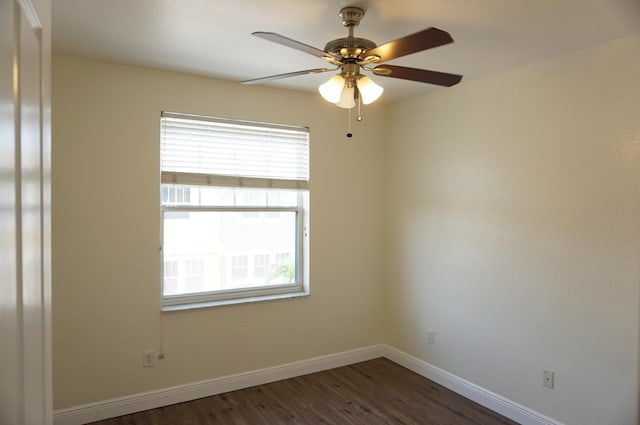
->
[161, 290, 309, 312]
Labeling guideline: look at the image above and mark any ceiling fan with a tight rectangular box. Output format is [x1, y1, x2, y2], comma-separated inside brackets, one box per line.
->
[242, 6, 462, 109]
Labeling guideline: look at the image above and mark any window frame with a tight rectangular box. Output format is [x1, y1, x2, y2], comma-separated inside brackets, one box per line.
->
[159, 112, 310, 310]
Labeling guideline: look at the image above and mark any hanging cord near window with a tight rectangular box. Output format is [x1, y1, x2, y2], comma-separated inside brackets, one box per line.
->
[158, 310, 166, 360]
[158, 245, 165, 360]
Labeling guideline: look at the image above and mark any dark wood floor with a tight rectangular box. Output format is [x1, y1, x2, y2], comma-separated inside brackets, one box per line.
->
[89, 358, 519, 425]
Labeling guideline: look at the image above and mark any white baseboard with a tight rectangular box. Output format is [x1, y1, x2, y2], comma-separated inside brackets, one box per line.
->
[53, 345, 386, 425]
[54, 344, 563, 425]
[381, 345, 565, 425]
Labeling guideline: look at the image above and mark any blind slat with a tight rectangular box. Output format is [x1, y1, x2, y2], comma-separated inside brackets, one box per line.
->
[160, 112, 309, 187]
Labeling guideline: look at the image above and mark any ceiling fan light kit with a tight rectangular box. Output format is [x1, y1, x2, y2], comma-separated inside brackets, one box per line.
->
[318, 65, 384, 108]
[243, 5, 462, 133]
[355, 76, 383, 105]
[337, 85, 356, 109]
[318, 75, 345, 104]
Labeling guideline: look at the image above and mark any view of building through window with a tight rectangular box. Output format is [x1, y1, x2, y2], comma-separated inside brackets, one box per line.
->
[162, 186, 299, 296]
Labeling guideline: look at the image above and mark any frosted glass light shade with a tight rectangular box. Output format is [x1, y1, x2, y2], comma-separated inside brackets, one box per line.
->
[357, 76, 383, 104]
[319, 75, 345, 104]
[336, 86, 355, 109]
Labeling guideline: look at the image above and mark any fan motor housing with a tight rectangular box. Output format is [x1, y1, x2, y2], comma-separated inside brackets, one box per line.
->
[324, 37, 376, 59]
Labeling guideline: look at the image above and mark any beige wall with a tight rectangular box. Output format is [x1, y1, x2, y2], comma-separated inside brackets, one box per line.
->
[52, 55, 387, 408]
[385, 33, 640, 425]
[54, 33, 640, 425]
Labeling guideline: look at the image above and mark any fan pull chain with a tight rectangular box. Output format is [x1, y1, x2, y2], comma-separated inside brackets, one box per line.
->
[346, 96, 365, 139]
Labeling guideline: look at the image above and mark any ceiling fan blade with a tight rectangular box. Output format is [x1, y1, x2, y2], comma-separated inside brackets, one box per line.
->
[362, 27, 453, 63]
[241, 68, 332, 85]
[252, 32, 341, 62]
[372, 65, 462, 86]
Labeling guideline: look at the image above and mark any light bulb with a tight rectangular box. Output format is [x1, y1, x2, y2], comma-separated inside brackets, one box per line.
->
[357, 76, 383, 104]
[336, 86, 355, 109]
[319, 75, 345, 104]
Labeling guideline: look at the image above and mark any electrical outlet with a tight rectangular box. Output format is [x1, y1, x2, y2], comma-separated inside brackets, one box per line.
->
[143, 350, 155, 368]
[426, 329, 436, 344]
[543, 370, 554, 389]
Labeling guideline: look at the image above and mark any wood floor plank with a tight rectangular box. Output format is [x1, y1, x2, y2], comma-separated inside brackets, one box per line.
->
[88, 358, 520, 425]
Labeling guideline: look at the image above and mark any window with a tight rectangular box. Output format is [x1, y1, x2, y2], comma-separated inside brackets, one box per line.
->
[163, 260, 179, 295]
[162, 186, 191, 205]
[160, 112, 309, 308]
[253, 254, 270, 279]
[231, 255, 249, 281]
[184, 258, 205, 292]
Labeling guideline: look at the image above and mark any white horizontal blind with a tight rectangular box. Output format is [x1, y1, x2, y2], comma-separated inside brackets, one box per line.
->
[161, 112, 309, 189]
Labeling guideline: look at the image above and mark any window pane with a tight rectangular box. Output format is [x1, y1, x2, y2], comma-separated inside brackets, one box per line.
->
[162, 210, 297, 295]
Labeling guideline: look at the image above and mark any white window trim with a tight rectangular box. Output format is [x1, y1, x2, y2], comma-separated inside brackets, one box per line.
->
[160, 112, 310, 310]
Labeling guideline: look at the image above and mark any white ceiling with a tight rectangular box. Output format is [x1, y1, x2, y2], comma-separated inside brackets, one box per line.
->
[52, 0, 640, 103]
